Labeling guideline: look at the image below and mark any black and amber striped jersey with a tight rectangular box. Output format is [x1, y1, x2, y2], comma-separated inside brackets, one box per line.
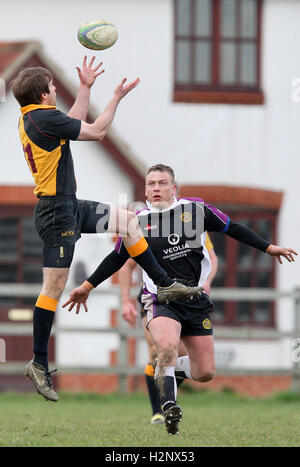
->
[18, 104, 81, 197]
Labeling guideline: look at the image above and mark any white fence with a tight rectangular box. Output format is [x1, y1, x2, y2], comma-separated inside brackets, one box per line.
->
[0, 284, 300, 394]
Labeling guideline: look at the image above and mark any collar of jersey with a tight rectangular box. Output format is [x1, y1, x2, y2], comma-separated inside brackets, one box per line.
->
[21, 104, 56, 115]
[147, 197, 179, 213]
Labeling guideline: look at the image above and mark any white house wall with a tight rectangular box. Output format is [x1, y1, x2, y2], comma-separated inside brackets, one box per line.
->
[0, 0, 299, 372]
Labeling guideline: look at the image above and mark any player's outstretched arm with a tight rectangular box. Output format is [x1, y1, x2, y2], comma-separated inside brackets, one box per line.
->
[63, 249, 129, 314]
[77, 77, 140, 141]
[62, 281, 94, 314]
[265, 245, 298, 264]
[68, 56, 104, 120]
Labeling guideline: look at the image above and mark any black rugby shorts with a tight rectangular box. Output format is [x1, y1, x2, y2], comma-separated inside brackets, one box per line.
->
[34, 196, 110, 268]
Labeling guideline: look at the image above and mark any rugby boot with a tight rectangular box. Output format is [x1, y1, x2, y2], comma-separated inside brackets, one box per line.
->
[151, 413, 164, 425]
[164, 404, 183, 435]
[157, 281, 203, 305]
[25, 360, 59, 402]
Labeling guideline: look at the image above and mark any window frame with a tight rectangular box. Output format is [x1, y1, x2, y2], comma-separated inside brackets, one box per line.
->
[0, 205, 42, 319]
[173, 0, 264, 105]
[209, 209, 277, 327]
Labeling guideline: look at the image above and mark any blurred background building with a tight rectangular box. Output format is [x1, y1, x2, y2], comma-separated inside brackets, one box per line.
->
[0, 0, 299, 396]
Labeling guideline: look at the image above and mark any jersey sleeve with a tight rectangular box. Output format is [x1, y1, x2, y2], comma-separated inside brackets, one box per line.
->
[39, 109, 81, 140]
[204, 203, 231, 233]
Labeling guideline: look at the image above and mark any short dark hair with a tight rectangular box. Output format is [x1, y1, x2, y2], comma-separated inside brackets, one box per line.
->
[146, 164, 175, 184]
[11, 67, 53, 107]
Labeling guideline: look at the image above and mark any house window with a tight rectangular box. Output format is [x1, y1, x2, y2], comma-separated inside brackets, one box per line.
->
[0, 207, 42, 312]
[174, 0, 264, 104]
[209, 211, 276, 327]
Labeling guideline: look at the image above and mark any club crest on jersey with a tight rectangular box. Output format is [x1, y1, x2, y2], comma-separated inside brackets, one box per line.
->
[202, 318, 212, 330]
[181, 212, 192, 223]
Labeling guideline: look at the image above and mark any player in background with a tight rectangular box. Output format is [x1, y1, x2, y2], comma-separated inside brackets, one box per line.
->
[63, 163, 297, 435]
[11, 60, 202, 403]
[119, 232, 218, 425]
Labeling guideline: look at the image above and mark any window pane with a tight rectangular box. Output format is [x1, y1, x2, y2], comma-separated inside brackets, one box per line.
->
[238, 272, 251, 287]
[195, 41, 212, 83]
[0, 219, 18, 259]
[240, 42, 257, 85]
[256, 219, 272, 241]
[23, 217, 43, 258]
[209, 234, 225, 267]
[213, 268, 225, 287]
[0, 264, 18, 282]
[221, 0, 237, 38]
[23, 263, 43, 284]
[253, 303, 271, 324]
[241, 0, 257, 38]
[220, 42, 237, 84]
[238, 242, 252, 267]
[256, 250, 271, 267]
[176, 40, 191, 83]
[212, 301, 225, 322]
[237, 302, 251, 322]
[176, 0, 192, 35]
[257, 271, 271, 288]
[195, 0, 212, 36]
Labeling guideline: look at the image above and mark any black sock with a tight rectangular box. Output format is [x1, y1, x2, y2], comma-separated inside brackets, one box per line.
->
[176, 377, 184, 388]
[155, 376, 176, 412]
[33, 307, 55, 371]
[145, 373, 163, 415]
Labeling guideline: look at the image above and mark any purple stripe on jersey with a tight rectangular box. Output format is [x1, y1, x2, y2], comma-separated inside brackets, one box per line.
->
[142, 286, 157, 317]
[205, 203, 229, 225]
[115, 237, 123, 253]
[135, 208, 150, 215]
[181, 197, 229, 226]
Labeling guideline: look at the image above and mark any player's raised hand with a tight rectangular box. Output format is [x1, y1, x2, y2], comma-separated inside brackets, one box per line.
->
[76, 55, 104, 88]
[62, 284, 90, 314]
[114, 77, 140, 100]
[266, 244, 298, 264]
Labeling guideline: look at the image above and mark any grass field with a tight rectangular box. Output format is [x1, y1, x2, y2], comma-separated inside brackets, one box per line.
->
[1, 389, 300, 447]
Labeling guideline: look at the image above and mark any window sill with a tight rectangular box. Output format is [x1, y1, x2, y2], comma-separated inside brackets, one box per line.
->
[173, 89, 264, 105]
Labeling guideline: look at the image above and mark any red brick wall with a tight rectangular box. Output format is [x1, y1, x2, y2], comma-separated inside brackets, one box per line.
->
[180, 185, 283, 210]
[58, 373, 291, 397]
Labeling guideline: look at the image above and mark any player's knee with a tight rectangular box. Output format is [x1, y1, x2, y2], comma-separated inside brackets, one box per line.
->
[195, 368, 215, 383]
[149, 345, 157, 363]
[159, 345, 177, 367]
[199, 371, 214, 383]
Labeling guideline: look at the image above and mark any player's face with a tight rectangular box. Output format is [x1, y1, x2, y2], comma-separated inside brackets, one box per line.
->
[145, 171, 176, 210]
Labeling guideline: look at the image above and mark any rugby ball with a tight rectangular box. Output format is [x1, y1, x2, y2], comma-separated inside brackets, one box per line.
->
[78, 20, 118, 50]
